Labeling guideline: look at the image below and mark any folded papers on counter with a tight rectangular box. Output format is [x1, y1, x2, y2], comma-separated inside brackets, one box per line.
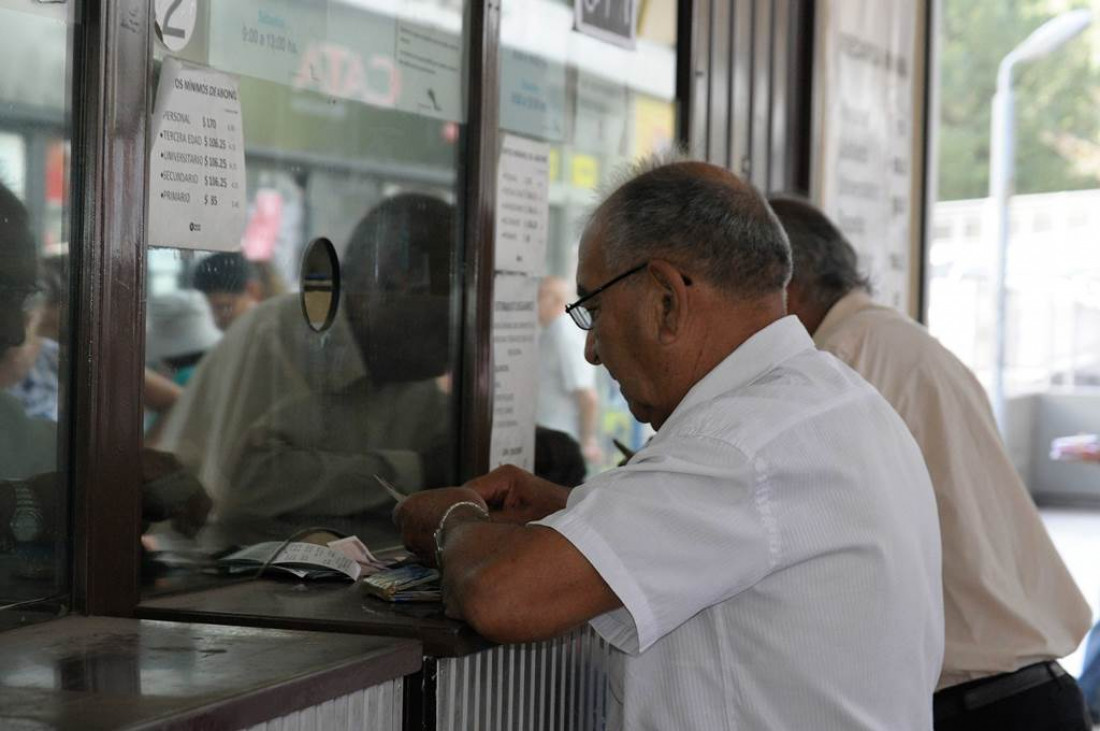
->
[218, 541, 363, 581]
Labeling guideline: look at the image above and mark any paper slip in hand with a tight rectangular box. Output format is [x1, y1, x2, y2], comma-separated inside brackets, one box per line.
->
[373, 474, 408, 504]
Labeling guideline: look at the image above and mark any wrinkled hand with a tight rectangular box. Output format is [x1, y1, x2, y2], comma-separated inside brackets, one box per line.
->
[393, 487, 487, 566]
[465, 465, 569, 525]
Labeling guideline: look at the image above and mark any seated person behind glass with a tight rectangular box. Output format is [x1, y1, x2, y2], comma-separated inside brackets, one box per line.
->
[0, 184, 55, 484]
[192, 252, 264, 332]
[146, 289, 221, 387]
[156, 195, 454, 525]
[0, 184, 209, 566]
[1, 257, 62, 422]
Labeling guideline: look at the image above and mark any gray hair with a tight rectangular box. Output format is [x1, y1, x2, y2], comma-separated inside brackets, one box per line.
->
[583, 155, 792, 299]
[766, 195, 871, 308]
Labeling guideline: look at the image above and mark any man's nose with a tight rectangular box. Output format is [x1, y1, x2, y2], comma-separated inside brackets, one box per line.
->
[585, 329, 600, 365]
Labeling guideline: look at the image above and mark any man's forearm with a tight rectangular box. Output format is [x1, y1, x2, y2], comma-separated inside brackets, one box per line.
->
[440, 520, 620, 643]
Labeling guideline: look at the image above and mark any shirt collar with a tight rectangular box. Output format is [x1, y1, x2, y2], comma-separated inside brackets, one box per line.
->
[812, 290, 875, 348]
[660, 315, 815, 431]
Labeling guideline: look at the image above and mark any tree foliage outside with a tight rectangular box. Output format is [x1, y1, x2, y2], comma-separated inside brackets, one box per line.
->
[937, 0, 1100, 201]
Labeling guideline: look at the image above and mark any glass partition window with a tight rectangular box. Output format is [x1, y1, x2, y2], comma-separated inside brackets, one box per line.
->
[141, 0, 468, 591]
[0, 1, 75, 630]
[497, 0, 678, 479]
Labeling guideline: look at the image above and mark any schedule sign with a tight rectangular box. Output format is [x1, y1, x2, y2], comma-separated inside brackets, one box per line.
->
[575, 0, 637, 49]
[813, 0, 919, 312]
[149, 58, 247, 252]
[489, 273, 539, 472]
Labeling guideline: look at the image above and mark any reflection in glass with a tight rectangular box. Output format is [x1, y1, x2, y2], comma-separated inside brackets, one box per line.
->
[501, 0, 678, 477]
[193, 252, 265, 332]
[142, 0, 465, 587]
[0, 5, 73, 628]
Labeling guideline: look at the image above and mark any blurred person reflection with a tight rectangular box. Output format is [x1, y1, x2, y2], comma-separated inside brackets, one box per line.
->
[537, 276, 602, 465]
[0, 188, 209, 585]
[533, 426, 586, 488]
[146, 290, 221, 387]
[143, 291, 219, 444]
[0, 185, 56, 481]
[2, 255, 64, 422]
[33, 255, 65, 343]
[0, 291, 58, 423]
[0, 184, 61, 588]
[156, 194, 454, 529]
[192, 252, 264, 332]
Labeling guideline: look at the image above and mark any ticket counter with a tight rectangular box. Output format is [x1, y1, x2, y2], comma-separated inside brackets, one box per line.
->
[138, 578, 613, 730]
[0, 616, 419, 730]
[0, 0, 815, 728]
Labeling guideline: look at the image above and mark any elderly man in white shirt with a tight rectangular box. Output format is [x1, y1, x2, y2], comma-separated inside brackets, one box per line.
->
[769, 195, 1092, 731]
[396, 160, 944, 730]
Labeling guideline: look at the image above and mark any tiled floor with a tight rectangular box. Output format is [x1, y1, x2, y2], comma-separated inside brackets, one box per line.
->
[1040, 507, 1100, 678]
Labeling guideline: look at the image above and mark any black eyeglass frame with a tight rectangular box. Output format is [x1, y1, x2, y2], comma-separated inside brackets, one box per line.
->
[564, 261, 648, 330]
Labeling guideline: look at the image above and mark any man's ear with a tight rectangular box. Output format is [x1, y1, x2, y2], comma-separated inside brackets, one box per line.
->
[785, 282, 807, 320]
[646, 260, 689, 345]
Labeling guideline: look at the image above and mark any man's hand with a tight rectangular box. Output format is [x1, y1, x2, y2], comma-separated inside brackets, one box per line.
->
[465, 465, 569, 524]
[393, 487, 488, 566]
[140, 448, 212, 537]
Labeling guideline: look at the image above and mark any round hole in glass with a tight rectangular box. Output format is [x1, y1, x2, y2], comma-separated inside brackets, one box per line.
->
[299, 237, 340, 333]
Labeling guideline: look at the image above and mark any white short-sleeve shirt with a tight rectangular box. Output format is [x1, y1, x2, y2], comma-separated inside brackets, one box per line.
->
[535, 316, 944, 731]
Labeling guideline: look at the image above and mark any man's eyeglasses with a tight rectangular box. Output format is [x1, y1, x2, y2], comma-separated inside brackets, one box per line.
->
[565, 262, 647, 331]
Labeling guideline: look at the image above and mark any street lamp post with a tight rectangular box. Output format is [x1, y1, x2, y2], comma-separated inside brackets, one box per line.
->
[989, 8, 1092, 433]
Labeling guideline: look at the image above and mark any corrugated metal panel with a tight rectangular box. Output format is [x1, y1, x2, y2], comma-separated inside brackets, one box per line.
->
[436, 627, 612, 731]
[237, 678, 403, 731]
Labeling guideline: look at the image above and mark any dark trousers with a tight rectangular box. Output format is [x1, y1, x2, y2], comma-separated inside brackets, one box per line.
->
[1079, 620, 1100, 721]
[934, 662, 1092, 731]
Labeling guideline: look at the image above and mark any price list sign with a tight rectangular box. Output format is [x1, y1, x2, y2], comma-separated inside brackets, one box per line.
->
[495, 133, 550, 275]
[149, 58, 247, 251]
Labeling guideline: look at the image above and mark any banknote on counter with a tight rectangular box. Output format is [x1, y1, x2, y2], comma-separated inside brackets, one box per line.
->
[361, 563, 441, 602]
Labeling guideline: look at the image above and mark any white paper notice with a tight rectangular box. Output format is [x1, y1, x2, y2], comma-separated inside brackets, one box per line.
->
[495, 134, 550, 275]
[149, 58, 247, 251]
[489, 274, 539, 471]
[395, 20, 464, 123]
[814, 0, 916, 311]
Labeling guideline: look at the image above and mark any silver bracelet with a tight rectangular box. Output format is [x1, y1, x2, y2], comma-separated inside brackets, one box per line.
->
[433, 501, 489, 570]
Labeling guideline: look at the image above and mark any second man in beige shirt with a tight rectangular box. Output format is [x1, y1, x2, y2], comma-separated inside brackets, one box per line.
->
[770, 196, 1092, 731]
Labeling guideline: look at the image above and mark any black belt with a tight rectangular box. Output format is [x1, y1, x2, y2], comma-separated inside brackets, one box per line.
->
[933, 661, 1068, 723]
